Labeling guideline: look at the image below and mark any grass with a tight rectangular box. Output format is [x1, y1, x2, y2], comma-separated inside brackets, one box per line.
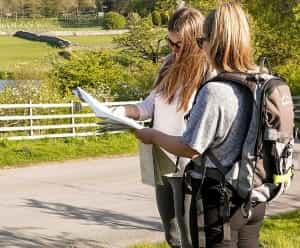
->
[260, 210, 300, 247]
[128, 243, 168, 248]
[0, 36, 60, 71]
[62, 35, 117, 47]
[0, 133, 138, 168]
[0, 35, 117, 71]
[128, 210, 300, 248]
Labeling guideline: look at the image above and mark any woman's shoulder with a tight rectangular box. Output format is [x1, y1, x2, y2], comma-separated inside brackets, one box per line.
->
[199, 81, 243, 102]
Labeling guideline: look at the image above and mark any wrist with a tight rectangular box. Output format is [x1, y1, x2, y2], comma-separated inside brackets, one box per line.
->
[112, 106, 126, 117]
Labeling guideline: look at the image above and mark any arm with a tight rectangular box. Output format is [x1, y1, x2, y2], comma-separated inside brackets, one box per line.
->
[135, 85, 221, 160]
[112, 91, 155, 120]
[134, 128, 199, 159]
[135, 91, 155, 120]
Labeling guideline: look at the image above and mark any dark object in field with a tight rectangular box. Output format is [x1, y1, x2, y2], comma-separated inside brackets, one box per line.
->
[14, 31, 39, 41]
[14, 31, 71, 48]
[39, 35, 71, 48]
[58, 50, 72, 59]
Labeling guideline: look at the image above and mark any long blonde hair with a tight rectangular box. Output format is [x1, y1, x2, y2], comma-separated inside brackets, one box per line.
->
[155, 7, 208, 112]
[203, 2, 256, 72]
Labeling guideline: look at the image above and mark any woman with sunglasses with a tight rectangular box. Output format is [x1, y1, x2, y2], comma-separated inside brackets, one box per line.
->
[135, 2, 265, 247]
[113, 7, 209, 248]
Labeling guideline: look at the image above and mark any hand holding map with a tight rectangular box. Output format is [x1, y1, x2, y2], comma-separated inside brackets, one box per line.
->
[73, 87, 144, 130]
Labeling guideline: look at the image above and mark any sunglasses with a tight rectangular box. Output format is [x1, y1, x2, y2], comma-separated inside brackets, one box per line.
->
[165, 36, 182, 49]
[196, 36, 207, 48]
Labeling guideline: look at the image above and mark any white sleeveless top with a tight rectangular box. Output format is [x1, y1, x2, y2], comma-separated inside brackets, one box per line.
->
[136, 88, 194, 174]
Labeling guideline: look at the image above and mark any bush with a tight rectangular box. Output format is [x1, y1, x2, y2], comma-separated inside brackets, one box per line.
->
[0, 79, 69, 104]
[152, 11, 162, 26]
[103, 12, 127, 29]
[115, 16, 167, 63]
[50, 50, 159, 101]
[50, 50, 123, 100]
[0, 71, 13, 80]
[127, 12, 141, 26]
[112, 51, 159, 100]
[160, 11, 169, 25]
[275, 60, 300, 95]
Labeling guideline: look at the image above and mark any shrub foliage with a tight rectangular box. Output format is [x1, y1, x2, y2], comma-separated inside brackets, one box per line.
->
[103, 11, 127, 29]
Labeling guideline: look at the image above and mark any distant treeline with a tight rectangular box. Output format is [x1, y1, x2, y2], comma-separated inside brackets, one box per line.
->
[0, 0, 165, 18]
[0, 0, 192, 18]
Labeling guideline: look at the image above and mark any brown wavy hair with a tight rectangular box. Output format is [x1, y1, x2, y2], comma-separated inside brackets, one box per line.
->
[155, 7, 209, 112]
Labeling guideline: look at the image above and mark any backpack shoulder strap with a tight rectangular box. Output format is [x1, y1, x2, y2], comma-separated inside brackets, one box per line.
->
[206, 150, 228, 176]
[185, 72, 257, 121]
[206, 72, 259, 92]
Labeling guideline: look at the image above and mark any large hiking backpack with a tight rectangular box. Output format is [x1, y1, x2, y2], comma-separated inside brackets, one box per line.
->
[186, 68, 295, 216]
[184, 69, 295, 247]
[205, 71, 295, 205]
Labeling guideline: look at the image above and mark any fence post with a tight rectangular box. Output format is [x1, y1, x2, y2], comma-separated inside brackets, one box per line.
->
[29, 100, 33, 137]
[71, 101, 76, 136]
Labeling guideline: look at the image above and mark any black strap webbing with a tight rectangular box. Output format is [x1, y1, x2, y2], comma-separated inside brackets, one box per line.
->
[206, 150, 228, 176]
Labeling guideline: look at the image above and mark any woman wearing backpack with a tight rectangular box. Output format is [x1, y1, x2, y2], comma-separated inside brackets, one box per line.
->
[112, 7, 210, 248]
[134, 2, 266, 247]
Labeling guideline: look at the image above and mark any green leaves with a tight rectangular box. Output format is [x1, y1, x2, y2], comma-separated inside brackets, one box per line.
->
[50, 50, 159, 101]
[103, 11, 127, 29]
[186, 0, 217, 14]
[115, 16, 167, 63]
[244, 0, 300, 94]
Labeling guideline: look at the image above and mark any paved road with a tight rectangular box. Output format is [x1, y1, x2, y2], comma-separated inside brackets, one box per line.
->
[266, 145, 300, 215]
[0, 155, 299, 248]
[0, 157, 163, 248]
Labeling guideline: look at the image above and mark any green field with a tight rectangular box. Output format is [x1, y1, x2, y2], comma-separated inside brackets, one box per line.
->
[0, 36, 60, 71]
[0, 35, 116, 71]
[61, 35, 117, 47]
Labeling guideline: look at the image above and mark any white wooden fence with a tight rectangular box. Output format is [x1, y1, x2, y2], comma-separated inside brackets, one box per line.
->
[0, 101, 139, 140]
[293, 97, 300, 118]
[1, 97, 299, 141]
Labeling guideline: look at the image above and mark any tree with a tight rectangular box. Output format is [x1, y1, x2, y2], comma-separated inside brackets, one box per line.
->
[58, 0, 79, 13]
[78, 0, 96, 12]
[103, 11, 126, 29]
[160, 11, 169, 25]
[243, 0, 299, 65]
[128, 0, 155, 17]
[152, 10, 161, 26]
[95, 0, 104, 11]
[155, 0, 177, 11]
[22, 0, 43, 17]
[1, 0, 19, 18]
[185, 0, 217, 14]
[40, 0, 60, 17]
[115, 16, 167, 63]
[113, 0, 131, 14]
[0, 0, 6, 16]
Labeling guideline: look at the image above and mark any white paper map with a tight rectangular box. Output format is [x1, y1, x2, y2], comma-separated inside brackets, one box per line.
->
[73, 87, 143, 130]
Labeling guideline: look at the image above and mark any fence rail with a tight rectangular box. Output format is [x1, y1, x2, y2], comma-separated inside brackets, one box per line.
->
[0, 101, 139, 140]
[1, 97, 299, 141]
[293, 96, 300, 121]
